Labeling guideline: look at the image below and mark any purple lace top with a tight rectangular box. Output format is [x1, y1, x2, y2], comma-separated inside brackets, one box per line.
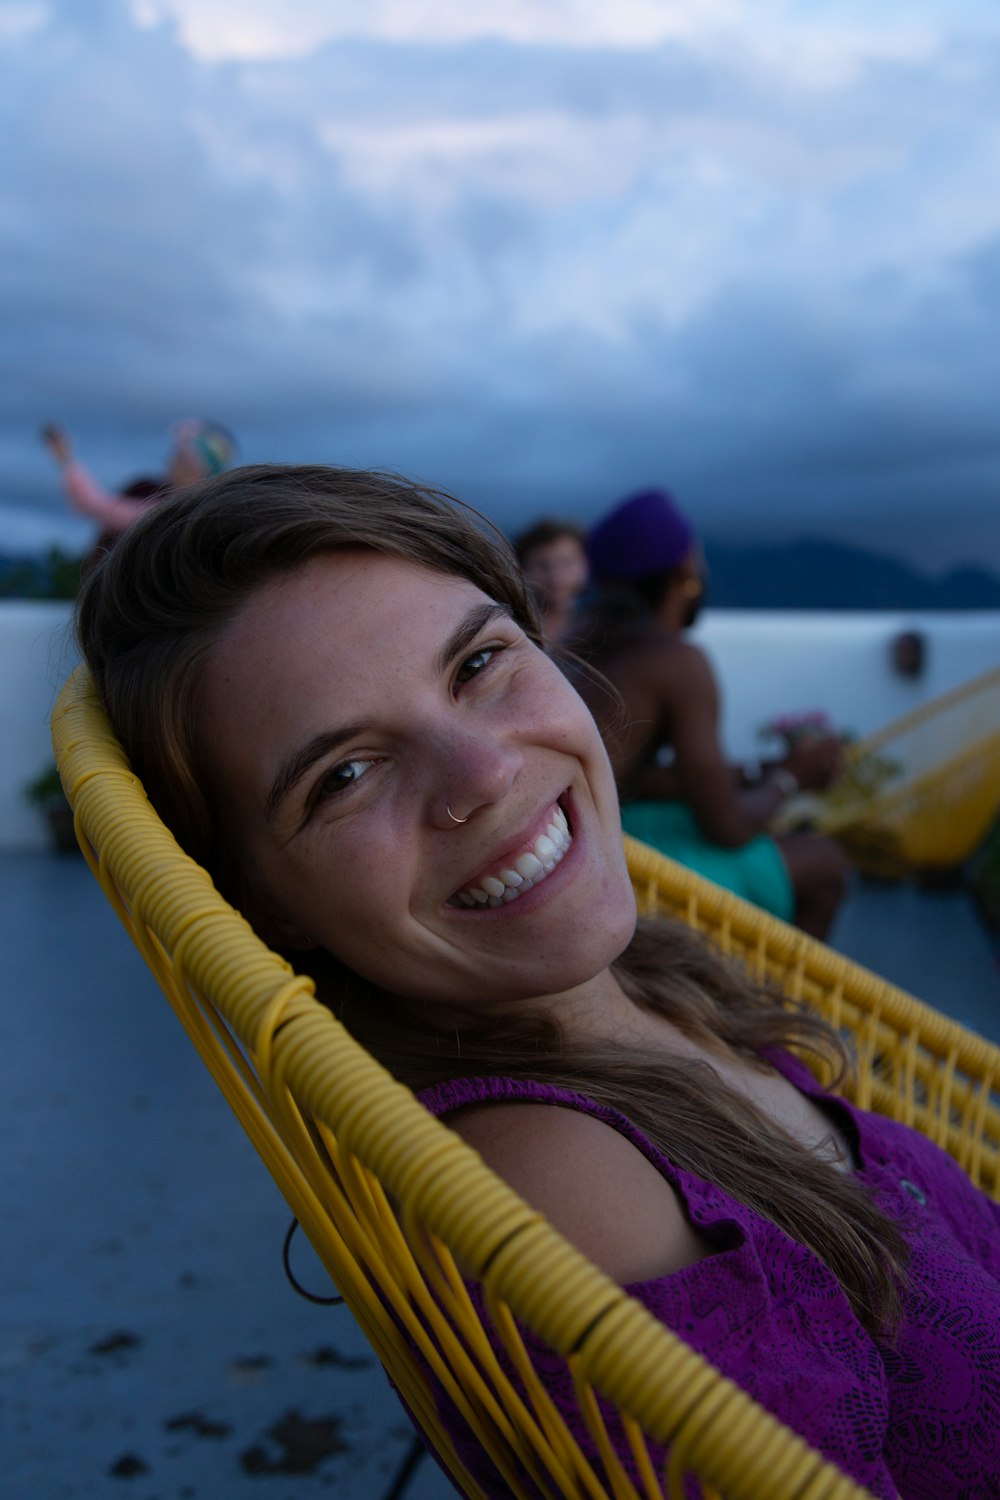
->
[420, 1053, 1000, 1499]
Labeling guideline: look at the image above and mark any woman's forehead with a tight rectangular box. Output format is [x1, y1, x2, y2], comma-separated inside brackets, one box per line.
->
[261, 549, 483, 615]
[213, 552, 495, 681]
[199, 553, 507, 793]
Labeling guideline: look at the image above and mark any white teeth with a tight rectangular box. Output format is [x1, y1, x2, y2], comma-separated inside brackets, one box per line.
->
[451, 803, 573, 909]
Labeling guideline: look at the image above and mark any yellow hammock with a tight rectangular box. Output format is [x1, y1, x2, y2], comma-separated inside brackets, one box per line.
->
[803, 663, 1000, 877]
[53, 666, 1000, 1500]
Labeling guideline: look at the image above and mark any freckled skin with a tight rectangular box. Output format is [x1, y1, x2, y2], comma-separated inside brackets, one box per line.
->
[198, 553, 637, 1022]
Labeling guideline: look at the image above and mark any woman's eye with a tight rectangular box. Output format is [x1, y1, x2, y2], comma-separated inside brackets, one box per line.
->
[455, 646, 496, 686]
[318, 758, 374, 798]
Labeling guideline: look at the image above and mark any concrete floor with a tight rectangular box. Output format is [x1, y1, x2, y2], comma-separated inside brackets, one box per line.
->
[833, 875, 999, 1042]
[2, 851, 997, 1500]
[2, 851, 449, 1500]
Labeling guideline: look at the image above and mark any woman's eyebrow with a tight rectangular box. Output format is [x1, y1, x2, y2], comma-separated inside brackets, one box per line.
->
[433, 601, 513, 677]
[264, 723, 367, 824]
[264, 602, 515, 824]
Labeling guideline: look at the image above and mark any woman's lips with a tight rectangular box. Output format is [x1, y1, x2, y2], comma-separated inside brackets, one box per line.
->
[449, 800, 572, 908]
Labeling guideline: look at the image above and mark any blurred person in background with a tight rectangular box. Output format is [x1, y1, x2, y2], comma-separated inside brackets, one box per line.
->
[514, 518, 589, 645]
[42, 418, 236, 576]
[575, 488, 848, 939]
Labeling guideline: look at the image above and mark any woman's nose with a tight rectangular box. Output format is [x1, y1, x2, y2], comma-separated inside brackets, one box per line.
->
[430, 726, 525, 830]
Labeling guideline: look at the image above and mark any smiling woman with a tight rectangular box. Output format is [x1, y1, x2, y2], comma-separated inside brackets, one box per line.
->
[75, 465, 1000, 1500]
[196, 545, 634, 1006]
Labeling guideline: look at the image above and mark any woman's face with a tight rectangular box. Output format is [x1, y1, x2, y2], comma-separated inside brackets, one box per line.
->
[199, 551, 636, 1015]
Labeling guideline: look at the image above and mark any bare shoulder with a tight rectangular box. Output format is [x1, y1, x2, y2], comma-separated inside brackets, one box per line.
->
[625, 632, 716, 702]
[654, 636, 715, 688]
[448, 1100, 711, 1284]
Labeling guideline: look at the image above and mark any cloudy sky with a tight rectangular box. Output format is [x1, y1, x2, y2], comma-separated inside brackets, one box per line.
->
[3, 0, 1000, 568]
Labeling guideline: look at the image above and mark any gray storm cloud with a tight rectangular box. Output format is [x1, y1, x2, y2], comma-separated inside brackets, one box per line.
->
[2, 0, 999, 567]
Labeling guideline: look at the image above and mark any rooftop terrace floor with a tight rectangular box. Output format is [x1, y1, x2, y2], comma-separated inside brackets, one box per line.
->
[3, 850, 998, 1500]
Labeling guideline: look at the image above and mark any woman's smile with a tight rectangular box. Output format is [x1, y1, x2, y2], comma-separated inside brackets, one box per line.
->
[448, 797, 573, 908]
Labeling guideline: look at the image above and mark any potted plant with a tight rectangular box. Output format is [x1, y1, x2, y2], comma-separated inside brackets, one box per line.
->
[24, 763, 79, 853]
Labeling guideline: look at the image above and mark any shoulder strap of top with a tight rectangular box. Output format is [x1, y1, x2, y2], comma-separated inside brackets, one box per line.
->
[419, 1073, 674, 1180]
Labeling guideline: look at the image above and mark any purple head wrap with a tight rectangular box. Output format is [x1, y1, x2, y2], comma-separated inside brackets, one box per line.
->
[587, 488, 695, 581]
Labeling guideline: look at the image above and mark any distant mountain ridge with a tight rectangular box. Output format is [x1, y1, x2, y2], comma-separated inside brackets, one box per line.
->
[0, 545, 81, 600]
[704, 538, 1000, 610]
[1, 535, 999, 610]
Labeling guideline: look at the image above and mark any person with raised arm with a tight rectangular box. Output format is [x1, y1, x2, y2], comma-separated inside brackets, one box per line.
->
[42, 418, 235, 573]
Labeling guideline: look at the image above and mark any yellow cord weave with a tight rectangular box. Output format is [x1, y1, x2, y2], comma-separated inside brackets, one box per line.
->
[54, 666, 1000, 1498]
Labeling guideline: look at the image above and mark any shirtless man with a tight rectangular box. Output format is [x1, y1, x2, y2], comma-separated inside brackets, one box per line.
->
[576, 488, 848, 939]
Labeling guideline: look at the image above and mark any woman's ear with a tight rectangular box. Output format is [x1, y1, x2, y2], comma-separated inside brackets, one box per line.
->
[231, 865, 315, 951]
[259, 915, 316, 951]
[277, 931, 317, 951]
[245, 895, 316, 951]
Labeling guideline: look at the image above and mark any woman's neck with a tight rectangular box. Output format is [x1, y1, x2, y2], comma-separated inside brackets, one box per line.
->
[536, 966, 662, 1050]
[536, 966, 744, 1067]
[413, 966, 642, 1050]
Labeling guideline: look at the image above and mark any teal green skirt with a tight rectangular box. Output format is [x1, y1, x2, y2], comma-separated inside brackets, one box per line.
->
[621, 800, 794, 922]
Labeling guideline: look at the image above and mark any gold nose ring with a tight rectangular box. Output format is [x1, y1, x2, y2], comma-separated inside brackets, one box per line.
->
[446, 805, 469, 824]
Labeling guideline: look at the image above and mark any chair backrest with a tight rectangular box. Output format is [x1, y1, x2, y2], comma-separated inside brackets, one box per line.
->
[53, 667, 1000, 1500]
[818, 663, 1000, 872]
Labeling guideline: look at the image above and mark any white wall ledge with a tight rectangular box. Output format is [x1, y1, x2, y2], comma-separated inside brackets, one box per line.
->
[691, 609, 1000, 760]
[3, 601, 998, 849]
[3, 602, 77, 850]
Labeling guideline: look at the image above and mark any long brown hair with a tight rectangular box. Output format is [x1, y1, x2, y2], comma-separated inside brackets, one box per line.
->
[77, 464, 907, 1332]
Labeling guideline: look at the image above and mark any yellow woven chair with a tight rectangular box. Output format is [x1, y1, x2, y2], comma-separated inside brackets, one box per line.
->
[53, 667, 1000, 1500]
[806, 663, 1000, 877]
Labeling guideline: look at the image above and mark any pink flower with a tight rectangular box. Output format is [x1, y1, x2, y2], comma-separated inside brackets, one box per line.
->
[759, 710, 837, 744]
